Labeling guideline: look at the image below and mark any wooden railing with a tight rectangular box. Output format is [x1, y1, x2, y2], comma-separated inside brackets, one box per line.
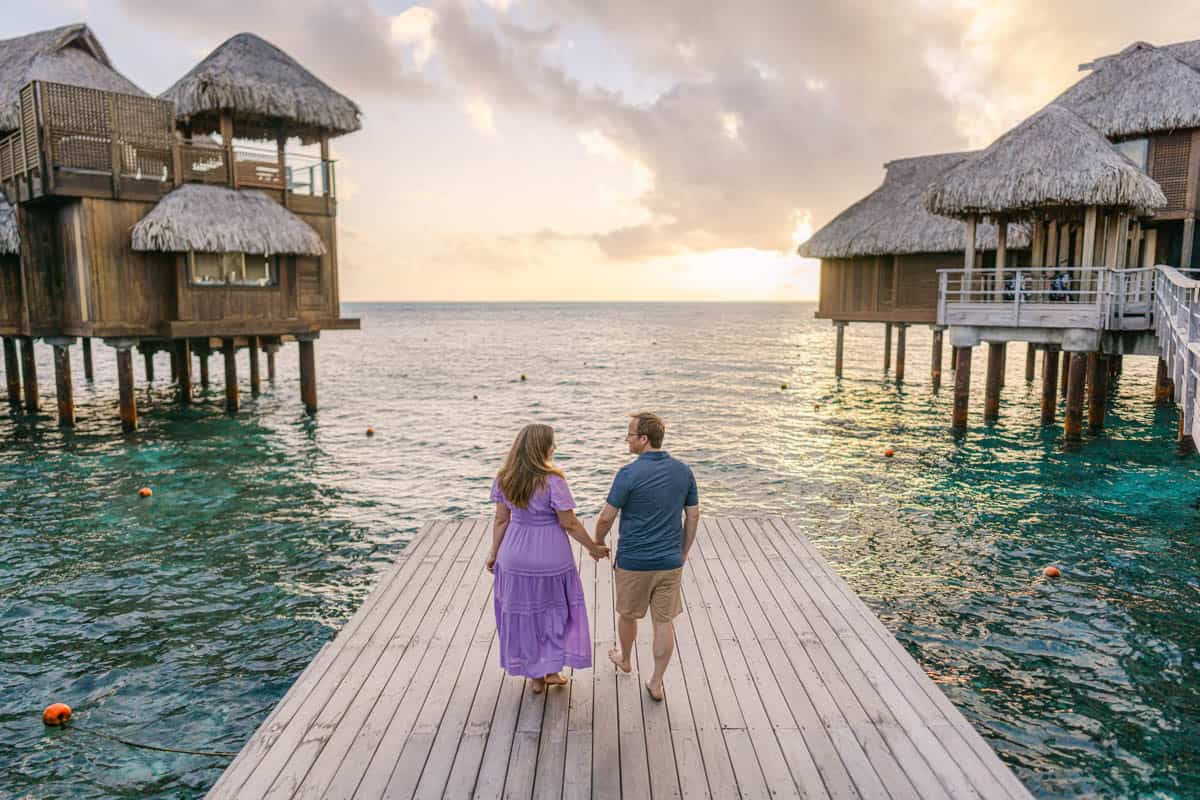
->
[1153, 266, 1200, 450]
[936, 267, 1132, 330]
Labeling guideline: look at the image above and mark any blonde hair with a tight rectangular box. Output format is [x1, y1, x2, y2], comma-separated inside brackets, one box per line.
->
[497, 424, 564, 508]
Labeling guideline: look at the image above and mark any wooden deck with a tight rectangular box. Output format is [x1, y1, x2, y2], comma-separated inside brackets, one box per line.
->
[205, 517, 1035, 800]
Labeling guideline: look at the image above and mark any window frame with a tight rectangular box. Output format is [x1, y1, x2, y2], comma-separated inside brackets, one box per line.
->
[187, 251, 278, 288]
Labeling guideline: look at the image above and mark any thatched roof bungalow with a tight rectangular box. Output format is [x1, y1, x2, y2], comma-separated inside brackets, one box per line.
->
[160, 32, 361, 144]
[802, 152, 1028, 324]
[132, 184, 325, 256]
[0, 23, 144, 133]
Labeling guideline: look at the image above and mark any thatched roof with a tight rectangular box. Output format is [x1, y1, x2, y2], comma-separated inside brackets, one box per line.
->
[0, 192, 17, 255]
[131, 185, 325, 255]
[1055, 41, 1200, 139]
[923, 104, 1167, 218]
[799, 152, 1029, 259]
[0, 24, 145, 132]
[160, 33, 361, 143]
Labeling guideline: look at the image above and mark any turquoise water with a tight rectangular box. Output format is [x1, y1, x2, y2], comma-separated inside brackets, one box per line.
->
[2, 302, 1199, 798]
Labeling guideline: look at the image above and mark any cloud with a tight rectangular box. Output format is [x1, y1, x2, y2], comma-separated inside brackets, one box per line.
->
[462, 96, 498, 134]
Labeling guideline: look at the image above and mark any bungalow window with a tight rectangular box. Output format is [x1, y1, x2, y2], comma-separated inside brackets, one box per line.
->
[188, 252, 276, 287]
[1115, 138, 1149, 172]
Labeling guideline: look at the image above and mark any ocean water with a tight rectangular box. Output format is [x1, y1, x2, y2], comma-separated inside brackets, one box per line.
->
[1, 302, 1198, 799]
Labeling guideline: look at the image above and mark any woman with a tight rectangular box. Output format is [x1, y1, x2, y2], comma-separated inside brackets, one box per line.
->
[488, 424, 607, 693]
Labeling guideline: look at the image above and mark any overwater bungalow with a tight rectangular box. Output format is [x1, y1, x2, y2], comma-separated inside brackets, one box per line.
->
[0, 24, 361, 430]
[798, 152, 1028, 384]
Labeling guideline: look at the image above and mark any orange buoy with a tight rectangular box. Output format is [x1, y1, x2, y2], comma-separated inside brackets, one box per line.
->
[884, 448, 895, 458]
[138, 487, 152, 498]
[1043, 566, 1061, 578]
[366, 427, 375, 437]
[42, 703, 71, 726]
[813, 403, 821, 411]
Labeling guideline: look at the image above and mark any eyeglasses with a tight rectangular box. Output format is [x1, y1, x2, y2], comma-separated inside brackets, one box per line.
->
[625, 432, 647, 440]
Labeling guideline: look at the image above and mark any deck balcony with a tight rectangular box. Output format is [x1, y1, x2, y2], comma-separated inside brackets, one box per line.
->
[0, 81, 336, 215]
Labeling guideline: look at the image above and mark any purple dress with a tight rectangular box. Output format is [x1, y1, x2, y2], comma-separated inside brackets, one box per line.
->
[491, 474, 592, 678]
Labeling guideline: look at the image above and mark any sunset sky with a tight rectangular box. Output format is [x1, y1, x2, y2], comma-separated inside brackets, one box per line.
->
[8, 1, 1200, 301]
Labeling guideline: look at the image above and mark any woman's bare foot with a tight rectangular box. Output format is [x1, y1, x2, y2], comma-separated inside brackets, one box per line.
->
[543, 673, 568, 686]
[530, 677, 546, 694]
[607, 646, 632, 673]
[645, 680, 665, 702]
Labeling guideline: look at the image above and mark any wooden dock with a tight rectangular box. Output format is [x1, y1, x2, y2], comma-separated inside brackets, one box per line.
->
[205, 517, 1034, 799]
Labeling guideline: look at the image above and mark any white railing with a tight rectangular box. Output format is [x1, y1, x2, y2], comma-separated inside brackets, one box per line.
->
[1153, 266, 1200, 450]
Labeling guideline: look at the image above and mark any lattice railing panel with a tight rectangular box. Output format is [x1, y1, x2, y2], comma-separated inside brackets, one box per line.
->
[1152, 132, 1191, 212]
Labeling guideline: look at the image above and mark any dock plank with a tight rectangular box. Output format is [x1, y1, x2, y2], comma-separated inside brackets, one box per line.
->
[205, 517, 1033, 800]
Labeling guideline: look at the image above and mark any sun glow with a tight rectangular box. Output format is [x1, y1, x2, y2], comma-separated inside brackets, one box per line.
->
[791, 211, 813, 247]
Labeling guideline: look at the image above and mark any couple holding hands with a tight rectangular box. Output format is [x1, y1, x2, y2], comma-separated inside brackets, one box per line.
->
[487, 412, 700, 700]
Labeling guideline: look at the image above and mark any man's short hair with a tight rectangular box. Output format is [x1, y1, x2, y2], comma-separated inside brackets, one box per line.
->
[629, 412, 665, 448]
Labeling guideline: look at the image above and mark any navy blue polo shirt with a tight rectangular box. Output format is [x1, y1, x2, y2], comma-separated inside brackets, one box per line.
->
[607, 450, 699, 571]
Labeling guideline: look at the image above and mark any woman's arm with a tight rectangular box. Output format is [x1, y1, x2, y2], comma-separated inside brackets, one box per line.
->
[487, 503, 511, 573]
[556, 509, 609, 560]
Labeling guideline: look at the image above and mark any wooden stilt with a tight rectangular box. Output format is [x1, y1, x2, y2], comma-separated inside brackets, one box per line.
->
[199, 344, 211, 388]
[1109, 354, 1122, 379]
[51, 340, 75, 427]
[930, 327, 943, 392]
[1060, 351, 1070, 397]
[998, 343, 1007, 387]
[1087, 353, 1108, 433]
[952, 345, 972, 432]
[248, 336, 261, 397]
[883, 323, 892, 373]
[1064, 353, 1086, 442]
[82, 337, 94, 382]
[1156, 357, 1173, 404]
[984, 342, 1004, 423]
[950, 345, 957, 371]
[266, 344, 277, 382]
[142, 347, 155, 383]
[19, 336, 38, 413]
[115, 345, 137, 431]
[298, 336, 318, 415]
[894, 324, 907, 383]
[1025, 343, 1036, 382]
[3, 337, 19, 404]
[1041, 348, 1060, 425]
[223, 338, 239, 414]
[169, 347, 178, 382]
[176, 339, 192, 404]
[834, 322, 846, 378]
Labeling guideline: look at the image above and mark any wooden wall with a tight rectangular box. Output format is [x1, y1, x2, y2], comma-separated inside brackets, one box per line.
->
[0, 255, 22, 334]
[817, 252, 963, 323]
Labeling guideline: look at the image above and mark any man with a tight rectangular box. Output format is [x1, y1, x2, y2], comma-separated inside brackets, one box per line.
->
[594, 412, 700, 701]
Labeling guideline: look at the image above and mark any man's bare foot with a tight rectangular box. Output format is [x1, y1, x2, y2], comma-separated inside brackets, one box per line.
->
[530, 677, 546, 694]
[544, 672, 568, 686]
[645, 680, 665, 702]
[607, 646, 632, 673]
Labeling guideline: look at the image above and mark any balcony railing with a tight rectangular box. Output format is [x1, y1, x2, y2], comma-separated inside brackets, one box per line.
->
[0, 81, 335, 201]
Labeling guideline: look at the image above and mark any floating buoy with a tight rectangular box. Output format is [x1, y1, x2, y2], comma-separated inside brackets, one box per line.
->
[780, 383, 789, 390]
[1043, 566, 1061, 578]
[520, 374, 526, 382]
[814, 403, 821, 411]
[138, 487, 152, 498]
[883, 448, 895, 458]
[42, 703, 71, 726]
[366, 427, 375, 437]
[473, 395, 478, 400]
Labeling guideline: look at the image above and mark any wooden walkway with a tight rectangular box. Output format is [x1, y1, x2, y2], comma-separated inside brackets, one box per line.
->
[205, 517, 1034, 799]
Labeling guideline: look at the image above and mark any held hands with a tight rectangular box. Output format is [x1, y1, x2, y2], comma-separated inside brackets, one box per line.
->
[588, 541, 610, 561]
[485, 553, 497, 574]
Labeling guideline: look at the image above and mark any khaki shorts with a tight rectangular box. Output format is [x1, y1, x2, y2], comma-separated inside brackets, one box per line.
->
[615, 567, 684, 623]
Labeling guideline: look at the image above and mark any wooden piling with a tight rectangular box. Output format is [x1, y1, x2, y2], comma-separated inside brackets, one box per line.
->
[883, 323, 892, 372]
[169, 346, 178, 382]
[952, 345, 972, 432]
[1156, 357, 1173, 404]
[1025, 343, 1036, 383]
[983, 342, 1004, 423]
[834, 322, 846, 378]
[248, 336, 262, 397]
[142, 347, 155, 383]
[895, 324, 907, 383]
[930, 327, 943, 392]
[175, 339, 192, 404]
[199, 344, 211, 388]
[1087, 353, 1109, 433]
[82, 337, 94, 382]
[116, 346, 137, 432]
[299, 336, 318, 415]
[998, 343, 1007, 387]
[1064, 353, 1086, 443]
[265, 342, 277, 382]
[19, 337, 38, 413]
[1041, 348, 1059, 425]
[51, 341, 75, 427]
[1060, 351, 1070, 397]
[950, 345, 957, 371]
[3, 337, 19, 404]
[223, 338, 239, 414]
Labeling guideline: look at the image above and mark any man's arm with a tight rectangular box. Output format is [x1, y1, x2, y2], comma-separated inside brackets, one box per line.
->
[594, 503, 620, 546]
[682, 504, 700, 563]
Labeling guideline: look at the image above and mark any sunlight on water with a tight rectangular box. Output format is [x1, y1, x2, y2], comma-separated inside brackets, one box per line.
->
[2, 303, 1198, 797]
